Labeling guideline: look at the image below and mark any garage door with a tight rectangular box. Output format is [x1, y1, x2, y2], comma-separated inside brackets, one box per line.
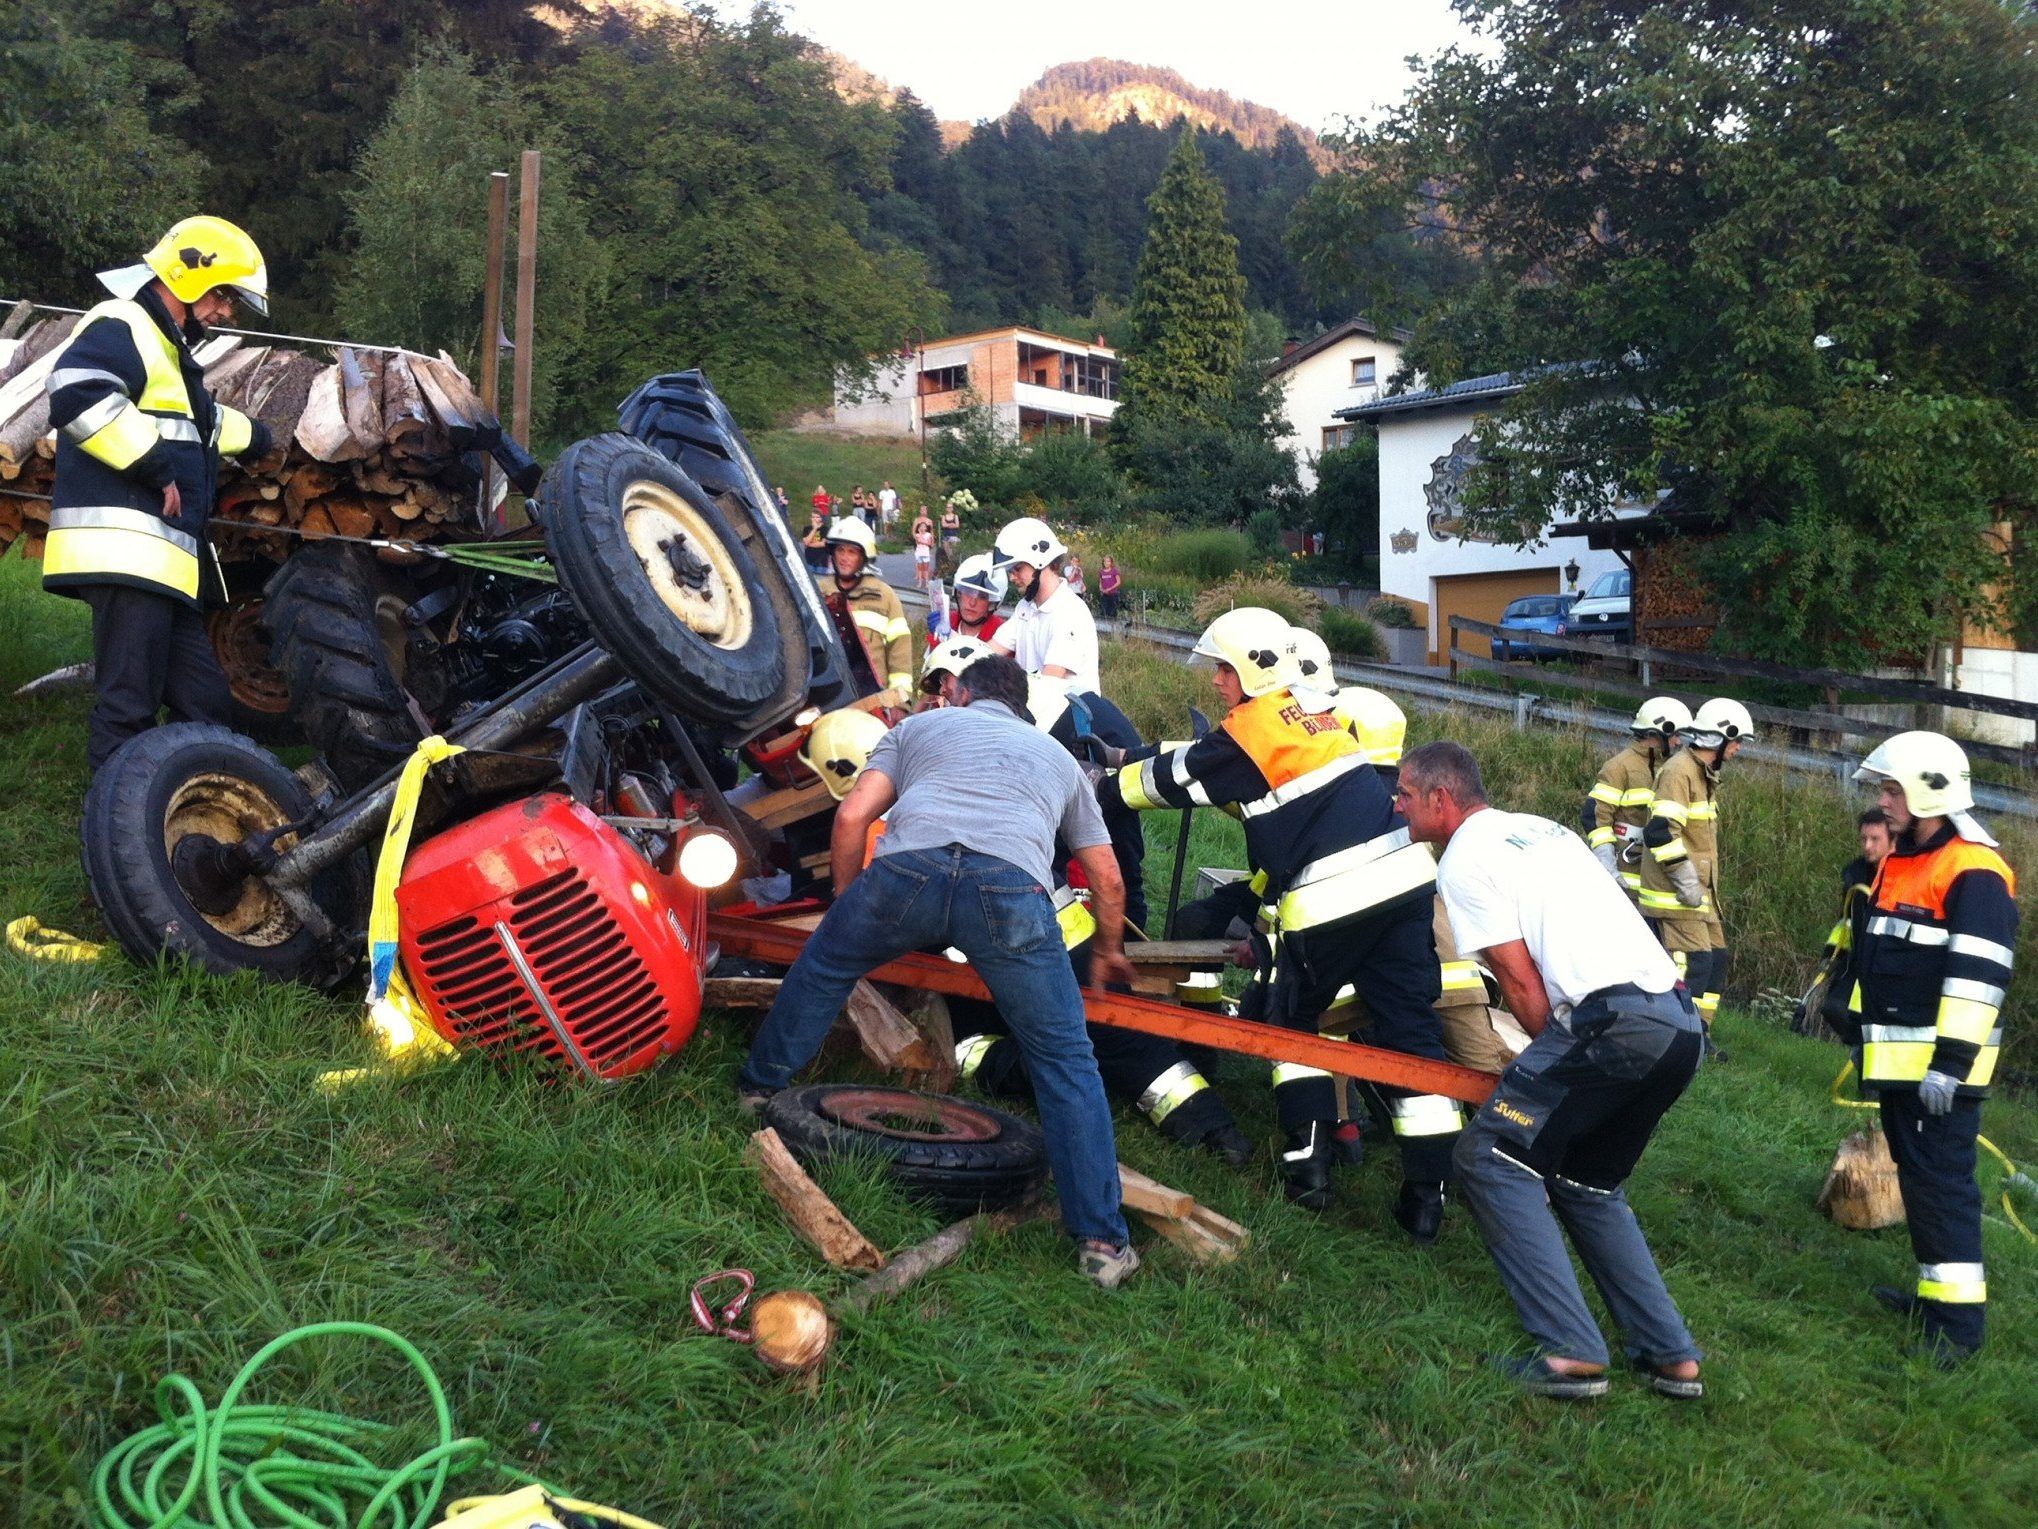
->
[1431, 568, 1562, 665]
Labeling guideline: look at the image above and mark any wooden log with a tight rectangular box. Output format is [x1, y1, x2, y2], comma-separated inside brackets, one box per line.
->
[295, 365, 359, 459]
[339, 348, 385, 454]
[1817, 1128, 1907, 1230]
[299, 505, 337, 540]
[842, 980, 941, 1073]
[890, 987, 956, 1090]
[831, 1200, 1054, 1318]
[703, 976, 784, 1010]
[747, 1290, 834, 1375]
[283, 465, 340, 519]
[746, 1127, 886, 1272]
[323, 499, 378, 539]
[1118, 1163, 1195, 1220]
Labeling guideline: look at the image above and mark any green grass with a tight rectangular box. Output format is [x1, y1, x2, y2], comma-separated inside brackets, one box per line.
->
[749, 430, 943, 524]
[6, 555, 2038, 1524]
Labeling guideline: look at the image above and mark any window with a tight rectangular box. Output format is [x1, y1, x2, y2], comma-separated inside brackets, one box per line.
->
[919, 364, 968, 394]
[1505, 597, 1563, 619]
[1586, 569, 1631, 600]
[1321, 424, 1356, 451]
[1351, 355, 1377, 386]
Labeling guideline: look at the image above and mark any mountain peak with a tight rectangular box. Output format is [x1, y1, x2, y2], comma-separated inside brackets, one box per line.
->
[1014, 58, 1322, 160]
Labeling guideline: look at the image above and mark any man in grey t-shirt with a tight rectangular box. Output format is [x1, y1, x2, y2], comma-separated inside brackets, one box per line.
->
[741, 655, 1139, 1289]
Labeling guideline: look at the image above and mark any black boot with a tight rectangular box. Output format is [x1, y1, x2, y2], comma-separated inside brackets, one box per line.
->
[1393, 1181, 1446, 1245]
[1873, 1284, 1921, 1320]
[1281, 1123, 1334, 1210]
[1330, 1119, 1365, 1168]
[1203, 1123, 1255, 1170]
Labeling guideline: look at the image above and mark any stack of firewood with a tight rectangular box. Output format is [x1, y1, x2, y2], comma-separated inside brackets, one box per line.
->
[0, 309, 502, 566]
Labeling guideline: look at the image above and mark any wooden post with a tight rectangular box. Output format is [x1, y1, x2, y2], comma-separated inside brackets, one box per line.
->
[478, 171, 508, 521]
[511, 150, 540, 448]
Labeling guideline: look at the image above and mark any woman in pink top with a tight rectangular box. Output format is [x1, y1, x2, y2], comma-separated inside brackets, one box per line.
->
[1098, 554, 1122, 620]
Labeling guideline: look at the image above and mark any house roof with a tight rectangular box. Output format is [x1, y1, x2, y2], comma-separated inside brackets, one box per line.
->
[1335, 369, 1523, 420]
[913, 324, 1117, 359]
[1267, 316, 1409, 379]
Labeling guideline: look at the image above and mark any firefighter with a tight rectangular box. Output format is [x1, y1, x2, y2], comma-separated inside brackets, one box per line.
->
[1793, 808, 1893, 1039]
[915, 633, 996, 714]
[1846, 732, 2015, 1364]
[43, 215, 276, 771]
[1586, 697, 1691, 896]
[1637, 696, 1752, 1049]
[1289, 628, 1407, 771]
[819, 516, 913, 699]
[927, 553, 1007, 648]
[799, 707, 889, 804]
[952, 674, 1254, 1167]
[1097, 608, 1461, 1235]
[987, 515, 1099, 698]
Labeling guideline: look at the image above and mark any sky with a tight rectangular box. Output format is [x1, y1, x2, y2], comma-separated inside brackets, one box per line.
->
[738, 0, 1477, 138]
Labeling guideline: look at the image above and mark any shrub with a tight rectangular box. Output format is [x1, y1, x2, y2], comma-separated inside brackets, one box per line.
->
[1192, 576, 1324, 628]
[1366, 597, 1418, 629]
[1018, 429, 1122, 522]
[1142, 529, 1253, 582]
[1247, 507, 1284, 560]
[1317, 606, 1386, 660]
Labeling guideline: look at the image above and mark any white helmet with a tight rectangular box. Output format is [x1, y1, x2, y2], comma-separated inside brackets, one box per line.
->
[953, 553, 1007, 604]
[1855, 730, 1975, 819]
[799, 708, 889, 800]
[1687, 697, 1754, 747]
[826, 516, 878, 560]
[991, 516, 1067, 570]
[921, 634, 992, 693]
[1193, 607, 1296, 698]
[1631, 696, 1692, 740]
[1289, 627, 1335, 691]
[1025, 673, 1071, 734]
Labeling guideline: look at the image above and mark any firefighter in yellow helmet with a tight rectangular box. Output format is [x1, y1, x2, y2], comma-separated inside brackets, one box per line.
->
[1288, 627, 1407, 769]
[1586, 697, 1692, 897]
[43, 216, 276, 770]
[1637, 697, 1751, 1052]
[1847, 731, 2015, 1364]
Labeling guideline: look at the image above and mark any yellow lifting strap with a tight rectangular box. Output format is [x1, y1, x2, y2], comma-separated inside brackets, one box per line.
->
[4, 915, 106, 963]
[1830, 1058, 2035, 1244]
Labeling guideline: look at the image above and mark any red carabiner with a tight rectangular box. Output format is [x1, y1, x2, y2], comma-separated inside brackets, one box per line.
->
[690, 1269, 757, 1344]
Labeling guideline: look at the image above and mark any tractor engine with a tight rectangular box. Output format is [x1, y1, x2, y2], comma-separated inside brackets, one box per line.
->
[394, 792, 723, 1079]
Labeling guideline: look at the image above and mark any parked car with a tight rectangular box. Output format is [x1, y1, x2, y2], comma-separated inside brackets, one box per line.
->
[1563, 567, 1632, 644]
[1493, 594, 1577, 661]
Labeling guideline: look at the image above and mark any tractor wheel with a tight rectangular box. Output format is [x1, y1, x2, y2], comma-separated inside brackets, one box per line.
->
[80, 724, 359, 984]
[539, 433, 786, 724]
[762, 1085, 1048, 1217]
[206, 600, 297, 745]
[263, 543, 425, 791]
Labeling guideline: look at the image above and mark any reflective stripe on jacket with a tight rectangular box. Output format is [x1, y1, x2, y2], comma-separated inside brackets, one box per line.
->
[1849, 825, 2017, 1098]
[1636, 747, 1720, 922]
[821, 574, 915, 694]
[43, 291, 265, 607]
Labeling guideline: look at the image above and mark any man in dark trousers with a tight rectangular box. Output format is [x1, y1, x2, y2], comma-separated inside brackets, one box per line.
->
[1398, 741, 1706, 1401]
[43, 216, 275, 771]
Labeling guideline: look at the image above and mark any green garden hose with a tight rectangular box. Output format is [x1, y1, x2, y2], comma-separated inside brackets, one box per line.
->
[90, 1321, 511, 1529]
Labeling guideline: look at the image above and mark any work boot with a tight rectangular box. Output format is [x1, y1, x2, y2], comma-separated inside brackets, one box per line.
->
[1330, 1119, 1366, 1168]
[1393, 1181, 1447, 1245]
[1280, 1123, 1334, 1210]
[1202, 1122, 1255, 1170]
[1874, 1285, 1922, 1320]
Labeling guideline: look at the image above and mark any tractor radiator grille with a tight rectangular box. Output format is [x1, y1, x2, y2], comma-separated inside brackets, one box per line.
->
[410, 869, 672, 1076]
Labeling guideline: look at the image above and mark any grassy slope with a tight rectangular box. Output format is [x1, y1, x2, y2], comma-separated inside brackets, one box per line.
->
[4, 556, 2038, 1525]
[749, 431, 940, 520]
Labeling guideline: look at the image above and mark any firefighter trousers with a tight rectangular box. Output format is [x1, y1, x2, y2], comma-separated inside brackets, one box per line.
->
[1879, 1088, 1986, 1353]
[81, 584, 232, 772]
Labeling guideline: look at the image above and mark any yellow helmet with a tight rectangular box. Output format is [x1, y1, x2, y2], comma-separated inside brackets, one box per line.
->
[1192, 607, 1296, 697]
[1854, 730, 1975, 819]
[139, 216, 269, 315]
[799, 708, 889, 799]
[1337, 685, 1407, 767]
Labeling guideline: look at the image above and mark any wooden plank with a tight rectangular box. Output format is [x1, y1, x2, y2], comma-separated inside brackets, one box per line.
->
[739, 776, 836, 832]
[843, 979, 940, 1072]
[1118, 1163, 1194, 1220]
[702, 976, 783, 1010]
[1186, 1202, 1250, 1248]
[1124, 940, 1234, 966]
[1136, 1208, 1240, 1264]
[746, 1127, 886, 1271]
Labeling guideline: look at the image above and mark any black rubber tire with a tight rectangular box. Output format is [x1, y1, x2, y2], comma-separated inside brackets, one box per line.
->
[763, 1084, 1048, 1217]
[539, 432, 787, 724]
[262, 543, 424, 791]
[80, 723, 359, 984]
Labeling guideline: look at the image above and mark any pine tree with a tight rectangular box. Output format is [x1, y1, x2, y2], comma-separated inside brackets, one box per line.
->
[1118, 128, 1248, 432]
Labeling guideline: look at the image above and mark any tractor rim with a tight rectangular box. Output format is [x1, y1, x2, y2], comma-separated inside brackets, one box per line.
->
[206, 603, 291, 715]
[621, 480, 755, 650]
[162, 772, 300, 946]
[819, 1089, 1002, 1143]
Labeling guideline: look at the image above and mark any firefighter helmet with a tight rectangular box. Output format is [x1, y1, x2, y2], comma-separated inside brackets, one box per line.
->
[1192, 608, 1296, 698]
[1687, 697, 1755, 746]
[106, 216, 271, 315]
[991, 515, 1067, 570]
[1026, 673, 1070, 734]
[921, 634, 992, 693]
[826, 516, 877, 559]
[1339, 686, 1408, 768]
[799, 708, 888, 800]
[952, 553, 1007, 604]
[1631, 696, 1693, 740]
[1289, 627, 1335, 690]
[1854, 731, 1975, 819]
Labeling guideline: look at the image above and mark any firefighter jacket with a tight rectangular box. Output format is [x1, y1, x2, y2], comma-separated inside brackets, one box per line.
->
[820, 574, 914, 695]
[1100, 687, 1434, 936]
[1847, 825, 2017, 1098]
[1808, 855, 1879, 1029]
[1587, 740, 1665, 891]
[1637, 747, 1720, 923]
[43, 288, 269, 608]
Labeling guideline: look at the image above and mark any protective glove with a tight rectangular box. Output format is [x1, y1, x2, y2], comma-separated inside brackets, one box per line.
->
[1667, 859, 1705, 909]
[1592, 842, 1620, 877]
[1917, 1070, 1960, 1117]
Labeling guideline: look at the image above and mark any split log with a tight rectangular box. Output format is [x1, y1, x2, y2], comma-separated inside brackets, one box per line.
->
[703, 976, 784, 1010]
[1817, 1128, 1907, 1230]
[294, 365, 355, 459]
[323, 499, 379, 540]
[747, 1290, 834, 1374]
[1118, 1164, 1195, 1220]
[299, 506, 338, 540]
[339, 348, 385, 454]
[831, 1200, 1054, 1318]
[891, 987, 956, 1091]
[747, 1127, 886, 1272]
[842, 980, 942, 1073]
[283, 465, 340, 518]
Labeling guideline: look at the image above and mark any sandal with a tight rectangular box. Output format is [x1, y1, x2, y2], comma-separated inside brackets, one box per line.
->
[1486, 1354, 1609, 1400]
[1631, 1358, 1704, 1400]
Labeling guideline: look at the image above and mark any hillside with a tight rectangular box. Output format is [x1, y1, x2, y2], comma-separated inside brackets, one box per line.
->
[1017, 58, 1327, 163]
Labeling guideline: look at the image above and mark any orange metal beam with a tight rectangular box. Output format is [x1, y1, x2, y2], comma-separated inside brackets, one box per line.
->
[708, 914, 1498, 1107]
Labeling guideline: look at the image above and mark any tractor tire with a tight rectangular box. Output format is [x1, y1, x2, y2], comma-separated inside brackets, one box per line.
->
[762, 1085, 1048, 1217]
[262, 543, 425, 791]
[539, 432, 787, 724]
[205, 600, 298, 745]
[80, 724, 360, 985]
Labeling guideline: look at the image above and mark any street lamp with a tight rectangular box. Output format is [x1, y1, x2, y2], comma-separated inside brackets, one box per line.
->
[1564, 557, 1580, 591]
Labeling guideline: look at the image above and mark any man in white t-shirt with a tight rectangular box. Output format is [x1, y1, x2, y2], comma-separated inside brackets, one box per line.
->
[1395, 740, 1706, 1403]
[877, 481, 899, 532]
[987, 515, 1100, 697]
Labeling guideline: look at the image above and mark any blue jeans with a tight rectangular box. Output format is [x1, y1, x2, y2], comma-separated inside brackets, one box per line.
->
[741, 845, 1128, 1246]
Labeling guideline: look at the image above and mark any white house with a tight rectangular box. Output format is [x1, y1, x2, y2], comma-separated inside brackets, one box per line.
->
[831, 326, 1120, 440]
[1268, 318, 1406, 492]
[1340, 372, 1634, 667]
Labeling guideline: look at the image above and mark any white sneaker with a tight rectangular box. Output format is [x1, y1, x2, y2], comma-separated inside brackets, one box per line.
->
[1078, 1240, 1140, 1290]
